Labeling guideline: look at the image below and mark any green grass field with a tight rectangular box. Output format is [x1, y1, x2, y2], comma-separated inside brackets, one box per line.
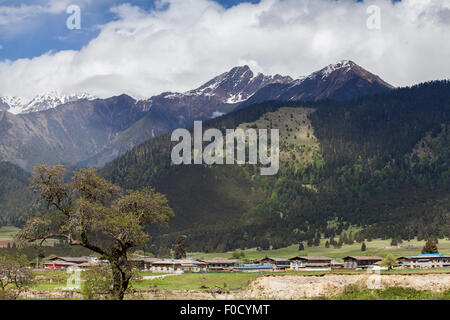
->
[132, 272, 263, 291]
[188, 238, 450, 261]
[0, 225, 57, 246]
[29, 270, 264, 293]
[0, 226, 20, 241]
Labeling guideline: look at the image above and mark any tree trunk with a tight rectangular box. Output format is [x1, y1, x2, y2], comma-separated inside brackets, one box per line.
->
[111, 256, 132, 300]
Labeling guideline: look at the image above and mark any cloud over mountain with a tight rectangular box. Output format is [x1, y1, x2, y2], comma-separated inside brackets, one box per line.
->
[0, 0, 449, 100]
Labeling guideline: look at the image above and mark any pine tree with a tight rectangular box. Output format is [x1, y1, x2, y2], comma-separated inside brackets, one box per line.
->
[421, 238, 439, 254]
[361, 242, 366, 251]
[298, 242, 305, 251]
[174, 235, 187, 259]
[325, 241, 330, 248]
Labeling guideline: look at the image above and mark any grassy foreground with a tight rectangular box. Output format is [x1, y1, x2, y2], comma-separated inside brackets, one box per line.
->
[132, 272, 263, 291]
[331, 286, 450, 300]
[28, 270, 263, 293]
[29, 268, 450, 293]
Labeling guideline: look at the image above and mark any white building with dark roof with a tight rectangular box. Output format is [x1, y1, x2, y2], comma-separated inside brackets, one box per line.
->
[289, 256, 333, 270]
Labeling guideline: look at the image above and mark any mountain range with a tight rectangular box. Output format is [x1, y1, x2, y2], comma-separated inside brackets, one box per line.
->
[0, 60, 393, 170]
[0, 59, 448, 253]
[0, 93, 96, 114]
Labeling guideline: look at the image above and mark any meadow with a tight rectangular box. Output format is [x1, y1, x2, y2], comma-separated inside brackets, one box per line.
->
[132, 272, 262, 291]
[0, 225, 56, 246]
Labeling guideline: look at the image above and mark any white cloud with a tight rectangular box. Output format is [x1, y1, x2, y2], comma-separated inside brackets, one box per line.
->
[0, 0, 449, 100]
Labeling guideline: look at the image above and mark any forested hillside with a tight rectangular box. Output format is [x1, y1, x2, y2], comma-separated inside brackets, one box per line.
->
[59, 81, 450, 252]
[0, 162, 33, 226]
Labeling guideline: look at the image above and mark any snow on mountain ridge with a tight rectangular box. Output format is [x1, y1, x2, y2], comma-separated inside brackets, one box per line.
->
[0, 96, 24, 113]
[308, 60, 356, 80]
[2, 92, 97, 114]
[185, 65, 292, 103]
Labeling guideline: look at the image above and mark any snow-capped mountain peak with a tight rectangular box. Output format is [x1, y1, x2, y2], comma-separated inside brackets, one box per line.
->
[308, 60, 357, 80]
[185, 65, 292, 103]
[1, 92, 97, 114]
[0, 96, 24, 113]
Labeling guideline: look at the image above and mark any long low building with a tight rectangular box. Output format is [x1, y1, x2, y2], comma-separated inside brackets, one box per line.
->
[129, 257, 161, 270]
[48, 256, 95, 264]
[232, 265, 274, 273]
[397, 254, 450, 269]
[44, 256, 99, 269]
[44, 260, 77, 269]
[259, 257, 291, 270]
[197, 259, 238, 271]
[289, 256, 333, 270]
[343, 256, 383, 269]
[150, 259, 208, 273]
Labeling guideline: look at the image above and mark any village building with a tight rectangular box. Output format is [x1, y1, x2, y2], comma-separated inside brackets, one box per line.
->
[44, 256, 99, 269]
[259, 257, 291, 270]
[197, 259, 238, 271]
[289, 256, 333, 271]
[150, 259, 208, 273]
[396, 254, 450, 269]
[129, 257, 160, 270]
[330, 261, 345, 269]
[232, 265, 274, 273]
[48, 256, 94, 264]
[343, 256, 383, 269]
[396, 256, 412, 269]
[44, 260, 77, 269]
[142, 257, 161, 270]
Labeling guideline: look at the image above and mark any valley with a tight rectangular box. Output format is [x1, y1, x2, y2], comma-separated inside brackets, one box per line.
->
[0, 63, 448, 263]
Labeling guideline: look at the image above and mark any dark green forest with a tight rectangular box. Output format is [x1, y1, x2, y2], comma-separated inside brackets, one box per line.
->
[0, 162, 33, 227]
[99, 81, 450, 253]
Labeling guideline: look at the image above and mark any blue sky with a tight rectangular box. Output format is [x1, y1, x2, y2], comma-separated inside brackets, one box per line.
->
[0, 0, 260, 61]
[0, 0, 448, 100]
